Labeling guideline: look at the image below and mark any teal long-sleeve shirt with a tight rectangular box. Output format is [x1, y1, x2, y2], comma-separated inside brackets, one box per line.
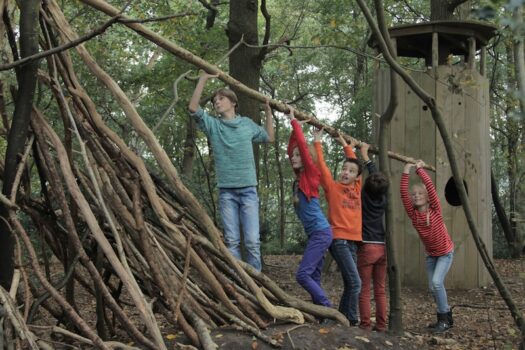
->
[190, 108, 269, 188]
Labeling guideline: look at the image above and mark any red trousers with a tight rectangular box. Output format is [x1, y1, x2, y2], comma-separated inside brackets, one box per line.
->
[357, 243, 387, 331]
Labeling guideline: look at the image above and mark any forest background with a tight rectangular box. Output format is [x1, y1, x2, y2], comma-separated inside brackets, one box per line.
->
[10, 0, 518, 258]
[0, 0, 524, 348]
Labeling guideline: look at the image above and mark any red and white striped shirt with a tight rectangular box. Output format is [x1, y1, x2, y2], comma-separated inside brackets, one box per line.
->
[400, 168, 454, 256]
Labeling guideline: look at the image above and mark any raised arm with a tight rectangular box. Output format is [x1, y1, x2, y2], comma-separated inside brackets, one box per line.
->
[263, 99, 275, 142]
[313, 128, 333, 190]
[286, 106, 316, 171]
[335, 133, 357, 160]
[415, 160, 441, 213]
[188, 71, 218, 113]
[400, 162, 415, 216]
[360, 142, 377, 174]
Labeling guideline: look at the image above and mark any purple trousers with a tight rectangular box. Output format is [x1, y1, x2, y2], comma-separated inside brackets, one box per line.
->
[296, 228, 333, 306]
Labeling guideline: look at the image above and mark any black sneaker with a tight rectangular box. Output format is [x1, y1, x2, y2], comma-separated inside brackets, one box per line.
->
[431, 321, 451, 333]
[431, 312, 452, 333]
[349, 320, 359, 326]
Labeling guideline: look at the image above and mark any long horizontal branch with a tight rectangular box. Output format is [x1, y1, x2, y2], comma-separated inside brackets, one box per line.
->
[78, 0, 435, 170]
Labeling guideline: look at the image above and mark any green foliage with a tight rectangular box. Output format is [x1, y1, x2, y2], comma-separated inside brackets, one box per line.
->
[3, 0, 524, 256]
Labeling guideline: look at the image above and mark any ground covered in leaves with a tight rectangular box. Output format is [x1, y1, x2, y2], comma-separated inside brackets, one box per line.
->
[36, 257, 524, 349]
[224, 255, 523, 350]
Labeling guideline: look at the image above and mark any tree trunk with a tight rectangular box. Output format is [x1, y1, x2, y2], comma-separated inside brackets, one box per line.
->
[227, 0, 260, 124]
[227, 0, 263, 174]
[430, 0, 469, 20]
[373, 0, 402, 334]
[511, 5, 525, 256]
[500, 34, 524, 258]
[181, 117, 196, 178]
[273, 118, 286, 248]
[0, 0, 40, 289]
[491, 170, 521, 258]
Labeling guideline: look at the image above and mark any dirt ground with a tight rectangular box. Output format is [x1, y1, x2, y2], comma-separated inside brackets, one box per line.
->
[33, 256, 524, 349]
[229, 255, 524, 350]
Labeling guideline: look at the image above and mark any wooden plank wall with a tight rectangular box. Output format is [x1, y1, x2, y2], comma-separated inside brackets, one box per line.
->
[373, 65, 491, 289]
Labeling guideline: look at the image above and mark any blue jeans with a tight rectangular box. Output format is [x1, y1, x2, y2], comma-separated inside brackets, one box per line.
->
[219, 187, 261, 271]
[296, 228, 333, 306]
[425, 251, 454, 313]
[330, 239, 362, 322]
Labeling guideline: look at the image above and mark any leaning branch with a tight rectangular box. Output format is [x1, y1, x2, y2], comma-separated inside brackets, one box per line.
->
[0, 15, 121, 72]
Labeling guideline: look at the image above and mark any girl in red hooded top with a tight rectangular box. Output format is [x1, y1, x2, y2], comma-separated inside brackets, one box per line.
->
[286, 106, 333, 307]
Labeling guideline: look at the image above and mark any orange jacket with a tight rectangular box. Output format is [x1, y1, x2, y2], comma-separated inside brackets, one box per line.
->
[314, 142, 362, 241]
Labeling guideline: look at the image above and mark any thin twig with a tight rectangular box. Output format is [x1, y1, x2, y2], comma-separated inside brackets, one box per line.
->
[30, 325, 142, 350]
[0, 16, 121, 72]
[9, 135, 34, 201]
[0, 287, 39, 349]
[118, 12, 199, 24]
[286, 324, 307, 349]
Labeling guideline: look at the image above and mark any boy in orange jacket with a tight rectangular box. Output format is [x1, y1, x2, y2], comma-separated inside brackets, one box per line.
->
[314, 130, 362, 324]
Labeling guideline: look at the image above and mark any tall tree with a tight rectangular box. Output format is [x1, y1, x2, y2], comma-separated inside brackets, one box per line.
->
[430, 0, 470, 20]
[372, 0, 403, 334]
[227, 0, 261, 124]
[510, 3, 525, 257]
[0, 0, 40, 289]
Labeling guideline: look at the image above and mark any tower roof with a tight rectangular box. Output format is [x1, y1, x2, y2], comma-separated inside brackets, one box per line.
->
[369, 20, 497, 59]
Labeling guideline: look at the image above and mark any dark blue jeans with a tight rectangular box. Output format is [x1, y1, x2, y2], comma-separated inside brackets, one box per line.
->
[330, 239, 362, 322]
[296, 228, 333, 306]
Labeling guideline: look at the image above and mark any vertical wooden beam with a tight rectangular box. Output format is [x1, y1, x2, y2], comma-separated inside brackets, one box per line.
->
[468, 36, 476, 70]
[480, 45, 486, 76]
[432, 32, 439, 78]
[391, 37, 397, 57]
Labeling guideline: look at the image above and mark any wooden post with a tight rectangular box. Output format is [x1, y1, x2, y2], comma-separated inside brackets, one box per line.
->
[468, 37, 476, 70]
[391, 37, 397, 57]
[480, 46, 486, 76]
[432, 32, 439, 78]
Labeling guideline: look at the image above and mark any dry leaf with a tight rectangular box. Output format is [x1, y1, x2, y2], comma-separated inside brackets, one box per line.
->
[319, 327, 330, 334]
[165, 334, 176, 340]
[354, 335, 370, 343]
[251, 340, 258, 349]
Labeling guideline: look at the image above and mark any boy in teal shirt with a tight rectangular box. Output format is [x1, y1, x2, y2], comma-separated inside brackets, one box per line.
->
[188, 71, 274, 271]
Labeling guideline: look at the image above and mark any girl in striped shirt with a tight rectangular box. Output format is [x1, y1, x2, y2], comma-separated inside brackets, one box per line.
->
[400, 160, 454, 333]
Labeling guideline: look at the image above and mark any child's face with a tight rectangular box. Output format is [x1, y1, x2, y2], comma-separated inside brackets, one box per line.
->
[291, 147, 303, 170]
[339, 161, 359, 185]
[213, 94, 235, 115]
[411, 185, 428, 209]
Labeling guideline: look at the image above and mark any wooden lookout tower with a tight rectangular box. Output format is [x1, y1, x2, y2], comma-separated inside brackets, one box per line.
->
[370, 21, 497, 289]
